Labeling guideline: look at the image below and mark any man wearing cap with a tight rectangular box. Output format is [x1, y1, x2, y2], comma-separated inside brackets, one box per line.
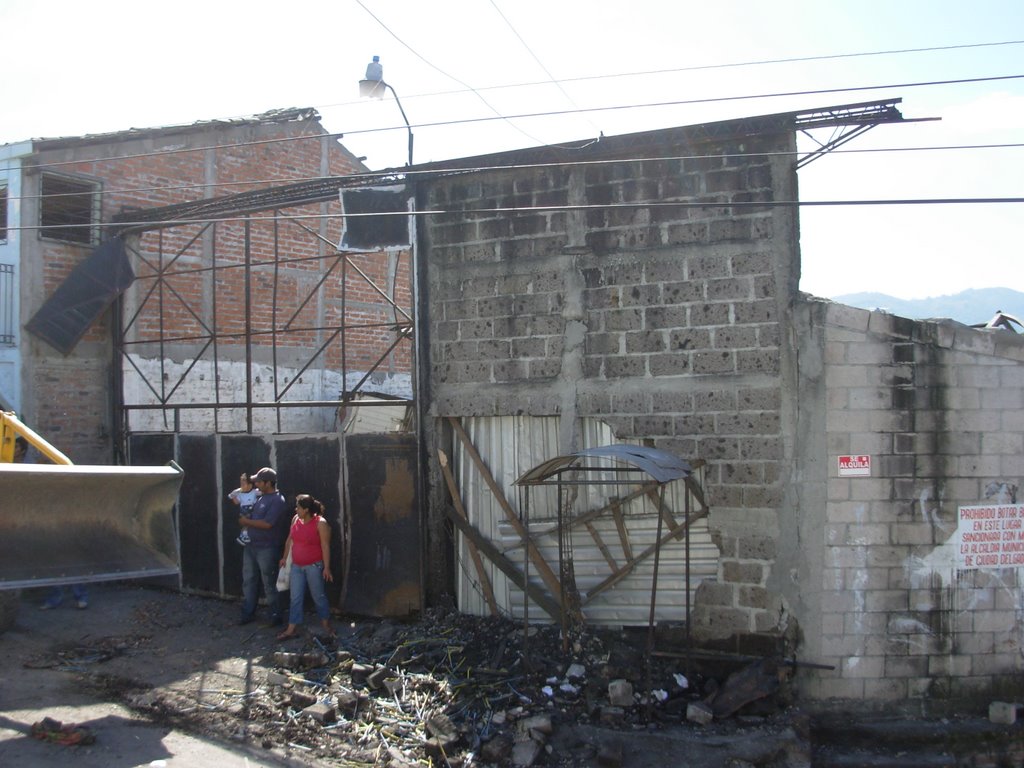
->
[238, 466, 288, 626]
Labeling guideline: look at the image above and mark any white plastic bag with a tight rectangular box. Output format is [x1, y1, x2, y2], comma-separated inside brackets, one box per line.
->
[276, 551, 292, 591]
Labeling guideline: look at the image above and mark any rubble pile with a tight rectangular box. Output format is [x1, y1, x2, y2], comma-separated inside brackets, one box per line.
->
[128, 607, 792, 766]
[22, 595, 797, 766]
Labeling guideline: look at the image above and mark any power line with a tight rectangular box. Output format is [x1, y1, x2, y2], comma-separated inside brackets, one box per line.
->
[383, 39, 1024, 103]
[8, 196, 1024, 237]
[354, 0, 550, 147]
[486, 0, 603, 137]
[5, 141, 1023, 207]
[5, 72, 1021, 181]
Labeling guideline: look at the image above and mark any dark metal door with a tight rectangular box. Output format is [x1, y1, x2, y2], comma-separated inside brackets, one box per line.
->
[344, 433, 421, 617]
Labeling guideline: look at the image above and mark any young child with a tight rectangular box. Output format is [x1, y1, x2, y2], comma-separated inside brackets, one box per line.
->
[228, 472, 260, 545]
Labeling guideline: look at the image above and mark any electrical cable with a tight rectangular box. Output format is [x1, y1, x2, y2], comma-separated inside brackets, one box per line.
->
[6, 141, 1022, 207]
[486, 0, 604, 137]
[4, 71, 1021, 179]
[354, 0, 550, 148]
[8, 196, 1024, 238]
[372, 39, 1024, 103]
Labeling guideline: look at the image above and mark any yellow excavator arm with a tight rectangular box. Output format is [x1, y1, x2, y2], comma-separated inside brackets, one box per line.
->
[0, 411, 73, 464]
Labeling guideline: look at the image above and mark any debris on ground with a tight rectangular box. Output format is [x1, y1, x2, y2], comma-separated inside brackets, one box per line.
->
[105, 605, 801, 765]
[30, 717, 97, 746]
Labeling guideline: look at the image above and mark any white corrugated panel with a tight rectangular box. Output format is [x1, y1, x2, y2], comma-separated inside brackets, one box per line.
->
[452, 415, 718, 626]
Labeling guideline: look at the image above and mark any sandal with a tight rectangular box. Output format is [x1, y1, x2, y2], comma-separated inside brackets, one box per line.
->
[277, 630, 300, 641]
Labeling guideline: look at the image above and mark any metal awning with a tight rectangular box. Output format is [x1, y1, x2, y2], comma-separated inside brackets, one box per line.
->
[515, 444, 692, 486]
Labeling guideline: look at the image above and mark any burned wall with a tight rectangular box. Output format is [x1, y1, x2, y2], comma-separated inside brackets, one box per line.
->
[794, 299, 1024, 709]
[420, 123, 801, 642]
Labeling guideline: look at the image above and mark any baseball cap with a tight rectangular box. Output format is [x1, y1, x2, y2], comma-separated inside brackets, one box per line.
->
[252, 467, 277, 482]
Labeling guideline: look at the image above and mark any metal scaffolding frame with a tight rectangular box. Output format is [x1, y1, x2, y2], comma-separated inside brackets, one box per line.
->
[111, 178, 415, 446]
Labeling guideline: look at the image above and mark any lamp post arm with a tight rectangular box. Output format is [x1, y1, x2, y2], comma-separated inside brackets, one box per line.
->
[385, 82, 414, 167]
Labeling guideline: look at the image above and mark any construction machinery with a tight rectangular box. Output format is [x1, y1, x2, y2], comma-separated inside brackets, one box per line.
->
[0, 411, 183, 631]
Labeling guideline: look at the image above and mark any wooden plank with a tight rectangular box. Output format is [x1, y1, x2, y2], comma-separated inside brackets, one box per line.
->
[585, 521, 619, 571]
[581, 510, 707, 605]
[439, 487, 561, 621]
[438, 449, 499, 617]
[448, 417, 563, 606]
[611, 497, 634, 561]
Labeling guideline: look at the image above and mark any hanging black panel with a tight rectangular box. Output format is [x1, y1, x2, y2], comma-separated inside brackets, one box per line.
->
[340, 187, 410, 249]
[26, 236, 135, 355]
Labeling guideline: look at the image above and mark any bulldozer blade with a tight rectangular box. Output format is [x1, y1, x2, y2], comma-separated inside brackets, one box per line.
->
[0, 462, 183, 590]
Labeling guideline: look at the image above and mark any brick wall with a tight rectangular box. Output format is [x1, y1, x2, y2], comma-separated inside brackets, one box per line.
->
[795, 299, 1024, 709]
[421, 122, 801, 641]
[19, 117, 410, 461]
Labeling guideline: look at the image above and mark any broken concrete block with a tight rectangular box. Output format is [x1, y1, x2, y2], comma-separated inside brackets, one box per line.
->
[989, 701, 1018, 725]
[366, 665, 391, 689]
[608, 679, 634, 707]
[687, 701, 714, 726]
[265, 670, 291, 686]
[565, 662, 586, 680]
[481, 734, 513, 763]
[597, 741, 623, 768]
[302, 702, 337, 724]
[519, 714, 553, 736]
[512, 738, 543, 767]
[289, 690, 318, 709]
[350, 662, 373, 685]
[599, 706, 625, 726]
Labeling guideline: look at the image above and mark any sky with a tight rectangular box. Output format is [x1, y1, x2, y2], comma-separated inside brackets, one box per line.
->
[2, 0, 1022, 302]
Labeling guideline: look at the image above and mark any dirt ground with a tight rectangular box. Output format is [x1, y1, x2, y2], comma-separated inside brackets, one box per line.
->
[0, 581, 822, 767]
[6, 583, 1023, 767]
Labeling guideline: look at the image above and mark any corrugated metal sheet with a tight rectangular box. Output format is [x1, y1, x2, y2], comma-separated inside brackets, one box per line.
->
[452, 416, 717, 626]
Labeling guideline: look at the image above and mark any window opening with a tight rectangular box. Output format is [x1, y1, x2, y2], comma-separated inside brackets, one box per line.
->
[0, 185, 8, 241]
[39, 173, 100, 245]
[0, 263, 14, 345]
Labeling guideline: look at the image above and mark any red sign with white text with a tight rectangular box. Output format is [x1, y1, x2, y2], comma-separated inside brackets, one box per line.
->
[837, 454, 871, 477]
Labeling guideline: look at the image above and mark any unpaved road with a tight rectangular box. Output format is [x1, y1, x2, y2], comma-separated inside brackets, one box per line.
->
[0, 582, 313, 768]
[0, 582, 810, 768]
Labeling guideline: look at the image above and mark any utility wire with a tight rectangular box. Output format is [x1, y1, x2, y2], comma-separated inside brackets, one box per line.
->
[9, 197, 1024, 237]
[354, 0, 550, 147]
[5, 72, 1021, 179]
[394, 39, 1024, 102]
[487, 0, 603, 136]
[6, 142, 1023, 206]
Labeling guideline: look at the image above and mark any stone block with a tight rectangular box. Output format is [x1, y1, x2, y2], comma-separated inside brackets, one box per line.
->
[520, 714, 553, 736]
[599, 706, 625, 726]
[512, 738, 543, 767]
[687, 701, 714, 725]
[265, 670, 291, 686]
[608, 679, 634, 707]
[597, 741, 624, 768]
[289, 690, 318, 709]
[302, 702, 337, 724]
[988, 701, 1017, 725]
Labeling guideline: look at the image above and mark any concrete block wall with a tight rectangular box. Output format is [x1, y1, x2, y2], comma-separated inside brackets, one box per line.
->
[795, 299, 1024, 709]
[422, 123, 802, 641]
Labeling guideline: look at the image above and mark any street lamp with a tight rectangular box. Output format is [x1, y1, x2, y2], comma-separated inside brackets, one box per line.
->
[359, 56, 414, 167]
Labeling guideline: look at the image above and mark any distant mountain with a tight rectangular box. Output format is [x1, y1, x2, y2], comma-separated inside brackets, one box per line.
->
[830, 287, 1024, 327]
